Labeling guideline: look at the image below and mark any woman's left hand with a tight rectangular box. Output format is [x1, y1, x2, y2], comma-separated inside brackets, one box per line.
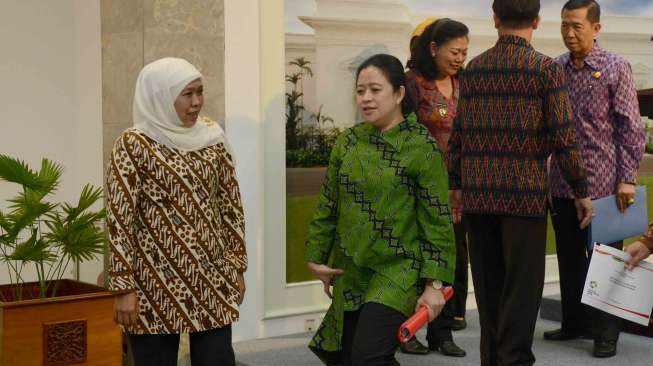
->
[237, 272, 246, 305]
[416, 286, 445, 322]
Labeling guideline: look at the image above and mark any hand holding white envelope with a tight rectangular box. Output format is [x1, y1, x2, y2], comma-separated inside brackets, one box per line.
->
[582, 245, 653, 326]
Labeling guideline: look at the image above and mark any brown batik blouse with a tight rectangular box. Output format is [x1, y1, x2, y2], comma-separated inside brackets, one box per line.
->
[405, 69, 459, 152]
[106, 126, 247, 334]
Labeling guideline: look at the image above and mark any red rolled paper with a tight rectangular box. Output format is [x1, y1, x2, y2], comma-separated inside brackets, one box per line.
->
[397, 286, 454, 343]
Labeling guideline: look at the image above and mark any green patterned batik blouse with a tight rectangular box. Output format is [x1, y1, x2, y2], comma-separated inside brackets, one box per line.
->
[304, 113, 456, 365]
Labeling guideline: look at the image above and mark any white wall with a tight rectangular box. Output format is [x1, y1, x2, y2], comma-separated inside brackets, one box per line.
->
[0, 0, 103, 285]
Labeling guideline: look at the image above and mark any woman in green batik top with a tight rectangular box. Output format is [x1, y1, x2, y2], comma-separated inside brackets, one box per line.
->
[304, 53, 456, 366]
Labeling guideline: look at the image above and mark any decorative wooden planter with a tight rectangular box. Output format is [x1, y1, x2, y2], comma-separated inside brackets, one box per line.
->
[0, 279, 121, 366]
[286, 167, 327, 196]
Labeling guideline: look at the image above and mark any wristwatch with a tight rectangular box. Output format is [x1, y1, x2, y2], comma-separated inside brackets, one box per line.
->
[430, 279, 443, 291]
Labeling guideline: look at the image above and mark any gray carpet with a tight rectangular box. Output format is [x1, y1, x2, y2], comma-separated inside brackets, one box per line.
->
[234, 311, 653, 366]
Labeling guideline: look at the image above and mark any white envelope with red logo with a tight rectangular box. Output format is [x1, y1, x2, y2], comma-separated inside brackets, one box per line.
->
[582, 244, 653, 326]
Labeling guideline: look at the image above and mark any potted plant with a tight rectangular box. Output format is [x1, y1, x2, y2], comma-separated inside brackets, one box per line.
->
[0, 155, 121, 366]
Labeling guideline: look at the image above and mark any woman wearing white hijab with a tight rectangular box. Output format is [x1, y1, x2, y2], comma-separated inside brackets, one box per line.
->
[106, 57, 247, 366]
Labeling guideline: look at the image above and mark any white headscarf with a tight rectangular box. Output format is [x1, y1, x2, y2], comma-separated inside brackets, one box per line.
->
[133, 57, 224, 151]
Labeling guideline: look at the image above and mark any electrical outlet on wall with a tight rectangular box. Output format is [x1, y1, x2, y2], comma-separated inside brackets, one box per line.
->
[305, 318, 316, 332]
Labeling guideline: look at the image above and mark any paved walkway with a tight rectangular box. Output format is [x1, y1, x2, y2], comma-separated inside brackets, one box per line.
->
[233, 310, 652, 366]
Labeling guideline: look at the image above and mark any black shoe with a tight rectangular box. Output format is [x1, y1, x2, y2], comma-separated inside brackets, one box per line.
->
[399, 337, 430, 355]
[593, 340, 617, 358]
[451, 318, 467, 331]
[429, 340, 466, 357]
[543, 328, 590, 341]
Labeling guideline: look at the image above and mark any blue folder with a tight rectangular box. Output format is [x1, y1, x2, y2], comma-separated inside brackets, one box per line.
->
[588, 186, 648, 250]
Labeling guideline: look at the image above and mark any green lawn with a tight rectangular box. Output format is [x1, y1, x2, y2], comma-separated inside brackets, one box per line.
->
[287, 176, 653, 283]
[626, 175, 653, 245]
[286, 195, 320, 283]
[545, 215, 556, 255]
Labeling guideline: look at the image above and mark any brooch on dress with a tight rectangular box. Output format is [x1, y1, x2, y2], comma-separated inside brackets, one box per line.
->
[434, 102, 448, 119]
[592, 71, 602, 79]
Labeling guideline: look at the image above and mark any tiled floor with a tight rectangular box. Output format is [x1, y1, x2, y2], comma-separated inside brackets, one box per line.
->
[234, 310, 653, 366]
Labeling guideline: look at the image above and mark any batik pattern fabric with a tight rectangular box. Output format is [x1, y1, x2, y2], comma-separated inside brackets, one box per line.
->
[106, 124, 247, 334]
[405, 70, 459, 152]
[447, 35, 589, 217]
[550, 44, 644, 200]
[304, 113, 456, 363]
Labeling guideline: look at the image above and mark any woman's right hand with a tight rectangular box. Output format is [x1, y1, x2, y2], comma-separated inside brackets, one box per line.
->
[307, 261, 343, 299]
[114, 291, 139, 327]
[416, 286, 446, 322]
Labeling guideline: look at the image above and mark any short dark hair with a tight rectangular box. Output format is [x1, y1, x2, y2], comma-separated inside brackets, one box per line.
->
[562, 0, 601, 23]
[492, 0, 540, 28]
[413, 19, 469, 79]
[356, 54, 414, 116]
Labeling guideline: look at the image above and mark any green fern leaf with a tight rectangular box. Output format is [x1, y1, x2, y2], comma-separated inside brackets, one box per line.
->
[0, 155, 42, 189]
[5, 229, 54, 263]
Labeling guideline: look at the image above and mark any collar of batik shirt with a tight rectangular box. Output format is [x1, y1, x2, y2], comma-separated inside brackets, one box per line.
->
[368, 113, 418, 150]
[565, 42, 607, 71]
[496, 34, 533, 49]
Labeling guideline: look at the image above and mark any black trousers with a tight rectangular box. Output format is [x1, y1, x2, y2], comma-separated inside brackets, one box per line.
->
[128, 326, 235, 366]
[551, 197, 622, 342]
[427, 221, 469, 343]
[466, 214, 547, 366]
[342, 302, 406, 366]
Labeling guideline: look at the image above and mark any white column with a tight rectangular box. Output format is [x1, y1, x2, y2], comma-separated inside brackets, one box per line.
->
[224, 0, 266, 342]
[227, 0, 343, 340]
